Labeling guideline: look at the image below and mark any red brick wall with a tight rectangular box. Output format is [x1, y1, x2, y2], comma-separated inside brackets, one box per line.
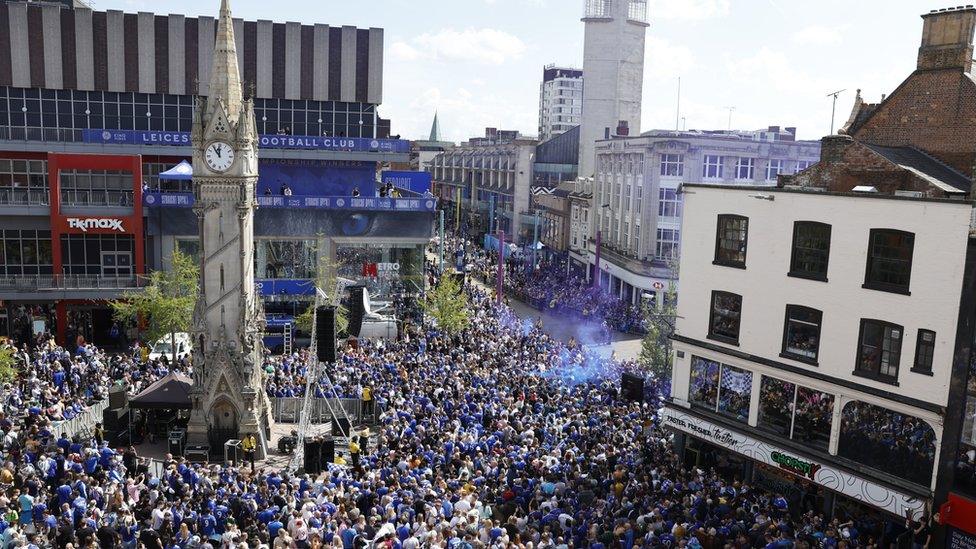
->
[852, 70, 976, 175]
[786, 137, 940, 196]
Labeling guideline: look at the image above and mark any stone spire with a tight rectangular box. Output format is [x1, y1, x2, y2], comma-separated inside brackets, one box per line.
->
[208, 0, 243, 124]
[429, 111, 442, 142]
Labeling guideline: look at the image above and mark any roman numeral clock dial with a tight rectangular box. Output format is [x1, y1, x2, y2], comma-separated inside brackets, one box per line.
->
[204, 141, 235, 172]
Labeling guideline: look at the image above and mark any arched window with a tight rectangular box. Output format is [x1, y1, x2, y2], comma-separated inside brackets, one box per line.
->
[838, 401, 935, 486]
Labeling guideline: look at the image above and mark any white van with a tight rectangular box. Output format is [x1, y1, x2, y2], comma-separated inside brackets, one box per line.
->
[149, 332, 193, 362]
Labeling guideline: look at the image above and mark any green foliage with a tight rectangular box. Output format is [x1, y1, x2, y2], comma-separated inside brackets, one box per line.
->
[111, 249, 199, 345]
[422, 272, 470, 334]
[639, 261, 678, 379]
[295, 250, 349, 335]
[0, 344, 18, 383]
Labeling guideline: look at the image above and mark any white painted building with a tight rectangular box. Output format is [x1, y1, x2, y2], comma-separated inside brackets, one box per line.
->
[568, 177, 592, 257]
[538, 65, 583, 142]
[574, 127, 820, 306]
[578, 0, 648, 178]
[667, 183, 975, 518]
[431, 135, 537, 240]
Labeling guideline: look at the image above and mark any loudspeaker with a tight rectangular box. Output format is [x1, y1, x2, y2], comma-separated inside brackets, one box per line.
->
[304, 440, 322, 475]
[316, 306, 337, 363]
[320, 437, 335, 468]
[102, 407, 127, 432]
[331, 417, 351, 437]
[621, 372, 645, 402]
[346, 286, 366, 337]
[108, 386, 128, 409]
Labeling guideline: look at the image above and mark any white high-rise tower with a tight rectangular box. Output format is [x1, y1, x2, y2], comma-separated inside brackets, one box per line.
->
[578, 0, 648, 177]
[185, 0, 271, 457]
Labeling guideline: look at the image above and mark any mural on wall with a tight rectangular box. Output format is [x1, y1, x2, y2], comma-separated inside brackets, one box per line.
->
[660, 407, 926, 516]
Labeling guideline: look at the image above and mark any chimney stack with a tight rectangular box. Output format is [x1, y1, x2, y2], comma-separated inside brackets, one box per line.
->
[918, 6, 976, 72]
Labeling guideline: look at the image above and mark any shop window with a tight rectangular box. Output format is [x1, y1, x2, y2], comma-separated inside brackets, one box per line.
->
[838, 401, 935, 486]
[864, 229, 914, 294]
[714, 214, 748, 268]
[708, 291, 742, 344]
[689, 356, 719, 410]
[758, 377, 793, 438]
[717, 365, 752, 423]
[758, 377, 833, 452]
[256, 240, 318, 279]
[781, 305, 822, 363]
[855, 319, 903, 384]
[789, 221, 831, 281]
[912, 330, 935, 375]
[690, 356, 752, 424]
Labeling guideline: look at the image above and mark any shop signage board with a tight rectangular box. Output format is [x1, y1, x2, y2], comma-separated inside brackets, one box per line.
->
[661, 406, 926, 516]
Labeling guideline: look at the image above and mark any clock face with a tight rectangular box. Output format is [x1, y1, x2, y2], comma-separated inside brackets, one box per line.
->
[204, 141, 235, 172]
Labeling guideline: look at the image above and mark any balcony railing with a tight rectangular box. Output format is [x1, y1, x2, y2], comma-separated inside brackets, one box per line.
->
[0, 275, 145, 291]
[0, 188, 50, 206]
[60, 189, 135, 207]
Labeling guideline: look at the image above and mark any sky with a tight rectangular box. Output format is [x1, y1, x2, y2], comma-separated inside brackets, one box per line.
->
[99, 0, 944, 143]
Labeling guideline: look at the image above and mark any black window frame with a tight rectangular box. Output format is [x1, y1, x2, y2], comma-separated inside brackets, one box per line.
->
[780, 305, 823, 365]
[911, 329, 936, 376]
[708, 290, 742, 345]
[713, 214, 748, 269]
[854, 318, 903, 385]
[863, 228, 915, 295]
[788, 221, 831, 281]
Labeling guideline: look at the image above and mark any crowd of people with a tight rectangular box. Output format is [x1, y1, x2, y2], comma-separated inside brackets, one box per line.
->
[0, 255, 923, 547]
[458, 242, 646, 336]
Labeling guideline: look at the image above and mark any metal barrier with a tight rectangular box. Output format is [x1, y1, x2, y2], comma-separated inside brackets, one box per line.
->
[0, 188, 49, 206]
[51, 398, 110, 438]
[270, 397, 380, 425]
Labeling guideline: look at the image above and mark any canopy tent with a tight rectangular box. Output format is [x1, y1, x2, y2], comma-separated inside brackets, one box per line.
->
[128, 371, 193, 409]
[158, 160, 193, 181]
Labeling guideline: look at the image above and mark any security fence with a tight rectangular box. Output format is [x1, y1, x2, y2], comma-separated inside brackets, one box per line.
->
[269, 397, 380, 425]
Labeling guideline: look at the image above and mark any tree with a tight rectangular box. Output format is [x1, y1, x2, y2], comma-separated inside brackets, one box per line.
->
[0, 343, 18, 384]
[422, 271, 470, 334]
[111, 249, 199, 357]
[640, 260, 678, 379]
[295, 252, 349, 336]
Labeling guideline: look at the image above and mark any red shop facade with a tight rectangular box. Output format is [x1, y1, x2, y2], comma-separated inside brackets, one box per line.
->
[47, 153, 144, 346]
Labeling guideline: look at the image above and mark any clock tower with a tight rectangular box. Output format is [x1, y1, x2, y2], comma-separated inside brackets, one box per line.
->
[185, 0, 270, 457]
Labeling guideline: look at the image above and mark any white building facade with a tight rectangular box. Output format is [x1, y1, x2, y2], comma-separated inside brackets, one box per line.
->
[578, 0, 648, 178]
[538, 65, 583, 142]
[668, 183, 975, 518]
[431, 138, 537, 240]
[574, 127, 820, 306]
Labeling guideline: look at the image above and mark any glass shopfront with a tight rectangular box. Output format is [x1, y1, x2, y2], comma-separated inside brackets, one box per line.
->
[336, 243, 425, 298]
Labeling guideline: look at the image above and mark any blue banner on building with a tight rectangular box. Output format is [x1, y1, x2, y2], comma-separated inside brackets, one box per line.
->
[82, 129, 410, 153]
[381, 170, 432, 194]
[144, 192, 438, 212]
[256, 279, 315, 296]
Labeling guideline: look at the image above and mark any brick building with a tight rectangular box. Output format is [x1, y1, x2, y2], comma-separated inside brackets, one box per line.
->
[772, 6, 976, 543]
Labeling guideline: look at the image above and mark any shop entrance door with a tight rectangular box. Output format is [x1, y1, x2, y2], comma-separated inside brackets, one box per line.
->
[101, 252, 133, 278]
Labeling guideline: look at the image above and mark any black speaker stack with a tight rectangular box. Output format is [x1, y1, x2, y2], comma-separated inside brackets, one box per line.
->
[621, 372, 645, 402]
[331, 417, 351, 437]
[315, 305, 337, 363]
[304, 439, 322, 474]
[303, 437, 336, 475]
[108, 386, 128, 409]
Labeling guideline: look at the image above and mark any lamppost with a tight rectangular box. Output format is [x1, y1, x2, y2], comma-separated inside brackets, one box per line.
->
[593, 203, 611, 289]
